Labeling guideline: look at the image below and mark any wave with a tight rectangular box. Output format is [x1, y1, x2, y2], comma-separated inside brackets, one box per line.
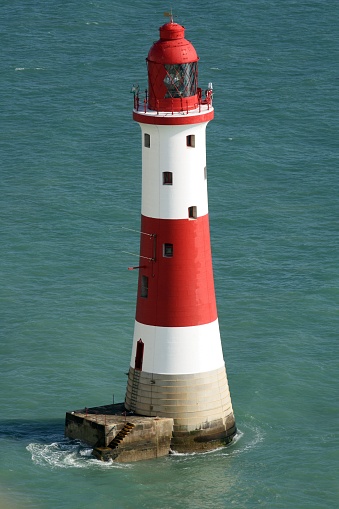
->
[219, 419, 266, 457]
[26, 437, 128, 470]
[26, 419, 264, 468]
[15, 67, 44, 71]
[170, 422, 264, 459]
[170, 430, 242, 458]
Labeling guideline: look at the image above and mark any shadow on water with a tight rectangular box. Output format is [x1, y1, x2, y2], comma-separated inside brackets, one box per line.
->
[0, 419, 65, 443]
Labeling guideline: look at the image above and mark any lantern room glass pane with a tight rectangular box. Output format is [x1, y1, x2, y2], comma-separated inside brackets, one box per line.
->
[163, 62, 197, 98]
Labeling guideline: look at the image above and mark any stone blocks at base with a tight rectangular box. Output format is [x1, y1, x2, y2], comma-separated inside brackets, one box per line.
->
[171, 416, 237, 453]
[65, 402, 237, 461]
[65, 403, 173, 463]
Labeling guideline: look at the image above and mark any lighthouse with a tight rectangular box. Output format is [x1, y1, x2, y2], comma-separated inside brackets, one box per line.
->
[125, 19, 236, 452]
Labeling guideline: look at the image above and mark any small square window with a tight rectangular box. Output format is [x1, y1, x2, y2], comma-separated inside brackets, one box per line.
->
[141, 275, 148, 298]
[186, 134, 195, 147]
[144, 133, 150, 148]
[188, 206, 197, 219]
[163, 171, 173, 185]
[163, 243, 173, 257]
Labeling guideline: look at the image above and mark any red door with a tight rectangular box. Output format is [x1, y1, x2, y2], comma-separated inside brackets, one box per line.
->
[134, 339, 144, 371]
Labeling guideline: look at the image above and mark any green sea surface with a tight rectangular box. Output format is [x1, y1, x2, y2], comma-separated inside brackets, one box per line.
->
[1, 1, 338, 507]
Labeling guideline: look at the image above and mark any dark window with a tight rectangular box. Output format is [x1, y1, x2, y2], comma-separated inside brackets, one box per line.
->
[163, 171, 173, 185]
[188, 206, 197, 219]
[186, 134, 195, 147]
[144, 133, 150, 148]
[141, 275, 148, 298]
[163, 243, 173, 257]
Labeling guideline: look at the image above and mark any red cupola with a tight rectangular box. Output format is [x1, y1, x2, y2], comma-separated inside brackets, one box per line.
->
[147, 21, 200, 112]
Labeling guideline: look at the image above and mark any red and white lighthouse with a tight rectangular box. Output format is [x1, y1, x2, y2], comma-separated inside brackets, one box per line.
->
[125, 19, 236, 452]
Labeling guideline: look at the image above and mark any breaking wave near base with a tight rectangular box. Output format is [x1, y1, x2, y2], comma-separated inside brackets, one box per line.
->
[170, 420, 264, 459]
[26, 437, 128, 470]
[26, 417, 265, 468]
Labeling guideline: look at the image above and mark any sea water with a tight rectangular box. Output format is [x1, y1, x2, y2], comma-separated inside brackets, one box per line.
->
[1, 1, 338, 507]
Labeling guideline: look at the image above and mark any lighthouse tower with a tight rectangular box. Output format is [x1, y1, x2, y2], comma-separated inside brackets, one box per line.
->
[125, 20, 236, 452]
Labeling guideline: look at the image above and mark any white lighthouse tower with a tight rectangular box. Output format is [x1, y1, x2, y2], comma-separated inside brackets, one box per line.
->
[125, 19, 236, 452]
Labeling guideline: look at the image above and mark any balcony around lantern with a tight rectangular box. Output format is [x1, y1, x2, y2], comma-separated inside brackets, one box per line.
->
[133, 86, 214, 125]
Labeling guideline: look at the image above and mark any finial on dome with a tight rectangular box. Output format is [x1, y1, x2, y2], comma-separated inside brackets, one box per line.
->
[164, 9, 174, 23]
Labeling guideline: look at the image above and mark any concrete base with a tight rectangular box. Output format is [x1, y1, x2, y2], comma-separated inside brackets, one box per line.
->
[125, 366, 237, 453]
[65, 403, 173, 463]
[171, 416, 236, 453]
[65, 401, 236, 462]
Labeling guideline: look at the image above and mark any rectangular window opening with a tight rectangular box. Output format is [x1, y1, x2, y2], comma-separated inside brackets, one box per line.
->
[204, 166, 207, 180]
[144, 133, 150, 148]
[141, 275, 148, 298]
[163, 243, 173, 257]
[186, 134, 195, 147]
[162, 171, 173, 185]
[188, 206, 197, 219]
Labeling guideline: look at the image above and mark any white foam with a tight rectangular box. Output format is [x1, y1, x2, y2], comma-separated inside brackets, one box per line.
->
[170, 433, 241, 458]
[170, 447, 218, 457]
[26, 438, 129, 470]
[26, 423, 263, 467]
[171, 425, 263, 460]
[218, 424, 265, 457]
[15, 67, 44, 71]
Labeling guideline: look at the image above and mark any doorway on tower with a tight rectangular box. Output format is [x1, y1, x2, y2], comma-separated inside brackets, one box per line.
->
[134, 339, 144, 371]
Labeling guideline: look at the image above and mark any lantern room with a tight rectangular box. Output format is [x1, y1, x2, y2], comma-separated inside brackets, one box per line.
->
[147, 21, 200, 112]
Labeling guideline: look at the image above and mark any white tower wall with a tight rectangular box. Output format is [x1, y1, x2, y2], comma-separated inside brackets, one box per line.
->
[140, 123, 209, 219]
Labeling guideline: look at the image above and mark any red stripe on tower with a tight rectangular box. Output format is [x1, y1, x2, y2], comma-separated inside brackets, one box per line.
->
[136, 215, 217, 327]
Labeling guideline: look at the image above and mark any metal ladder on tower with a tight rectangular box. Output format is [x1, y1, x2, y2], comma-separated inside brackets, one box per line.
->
[130, 369, 141, 412]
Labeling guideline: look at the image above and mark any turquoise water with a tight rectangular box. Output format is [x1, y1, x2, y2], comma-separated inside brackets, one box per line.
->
[1, 1, 338, 507]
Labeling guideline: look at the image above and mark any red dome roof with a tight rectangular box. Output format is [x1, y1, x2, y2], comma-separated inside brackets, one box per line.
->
[147, 22, 199, 65]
